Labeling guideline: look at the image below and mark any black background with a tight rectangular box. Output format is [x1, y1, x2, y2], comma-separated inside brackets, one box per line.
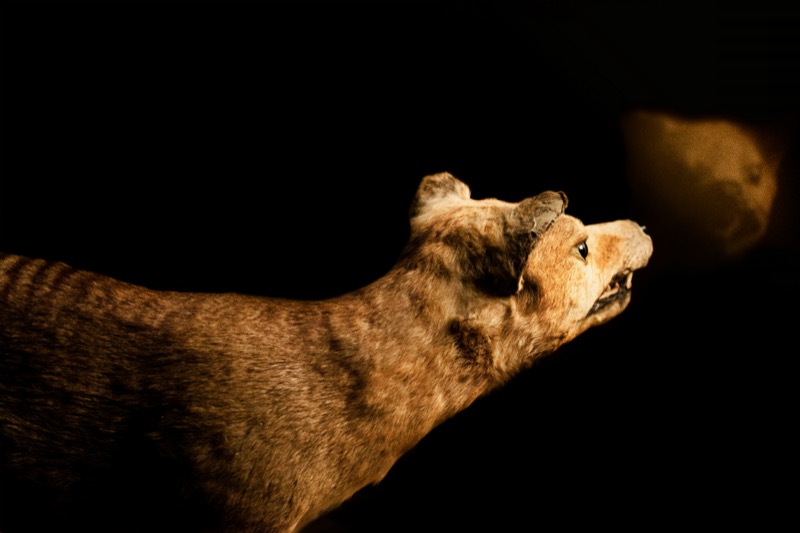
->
[1, 1, 798, 531]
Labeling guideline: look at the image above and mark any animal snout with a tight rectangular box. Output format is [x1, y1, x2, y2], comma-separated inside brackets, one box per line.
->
[626, 220, 651, 238]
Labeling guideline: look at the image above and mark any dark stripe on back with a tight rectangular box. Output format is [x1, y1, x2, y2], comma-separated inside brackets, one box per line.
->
[27, 259, 68, 302]
[0, 255, 36, 302]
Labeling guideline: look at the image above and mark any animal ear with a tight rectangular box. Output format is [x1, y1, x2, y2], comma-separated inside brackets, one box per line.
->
[471, 191, 566, 297]
[409, 172, 471, 219]
[485, 190, 567, 296]
[511, 190, 568, 237]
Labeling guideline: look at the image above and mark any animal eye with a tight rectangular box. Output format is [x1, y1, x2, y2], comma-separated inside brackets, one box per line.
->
[576, 240, 589, 260]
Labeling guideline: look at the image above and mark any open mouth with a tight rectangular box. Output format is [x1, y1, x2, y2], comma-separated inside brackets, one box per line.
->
[588, 270, 633, 316]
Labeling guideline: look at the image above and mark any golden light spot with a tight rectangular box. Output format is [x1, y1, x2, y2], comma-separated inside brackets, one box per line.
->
[621, 110, 787, 265]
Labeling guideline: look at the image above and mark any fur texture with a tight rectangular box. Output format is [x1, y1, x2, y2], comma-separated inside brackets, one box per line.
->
[0, 173, 652, 532]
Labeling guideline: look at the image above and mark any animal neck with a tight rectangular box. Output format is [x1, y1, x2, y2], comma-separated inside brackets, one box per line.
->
[324, 268, 501, 442]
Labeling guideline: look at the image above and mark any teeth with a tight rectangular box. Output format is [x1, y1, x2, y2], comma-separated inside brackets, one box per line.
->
[623, 271, 633, 289]
[598, 271, 632, 301]
[599, 283, 619, 300]
[588, 271, 635, 317]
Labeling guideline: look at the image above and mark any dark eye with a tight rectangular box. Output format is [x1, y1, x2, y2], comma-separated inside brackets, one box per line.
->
[576, 240, 589, 260]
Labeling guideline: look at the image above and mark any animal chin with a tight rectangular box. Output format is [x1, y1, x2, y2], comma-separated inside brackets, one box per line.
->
[587, 270, 633, 317]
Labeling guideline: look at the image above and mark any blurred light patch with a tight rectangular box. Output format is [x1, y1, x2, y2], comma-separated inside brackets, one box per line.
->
[621, 110, 786, 267]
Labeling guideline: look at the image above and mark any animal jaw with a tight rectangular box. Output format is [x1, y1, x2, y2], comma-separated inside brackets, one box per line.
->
[581, 221, 652, 331]
[517, 212, 653, 348]
[0, 172, 653, 533]
[589, 269, 633, 317]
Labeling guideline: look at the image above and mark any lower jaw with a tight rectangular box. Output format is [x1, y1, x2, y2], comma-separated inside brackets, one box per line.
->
[584, 294, 631, 324]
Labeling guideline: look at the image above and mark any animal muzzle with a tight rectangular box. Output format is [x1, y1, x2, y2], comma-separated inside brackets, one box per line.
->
[588, 270, 633, 316]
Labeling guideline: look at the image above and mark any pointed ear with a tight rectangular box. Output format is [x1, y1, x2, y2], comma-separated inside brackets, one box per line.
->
[510, 190, 568, 237]
[487, 190, 567, 295]
[409, 172, 471, 219]
[470, 191, 568, 297]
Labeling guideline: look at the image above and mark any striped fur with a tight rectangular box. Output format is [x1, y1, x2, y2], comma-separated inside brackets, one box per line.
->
[0, 173, 652, 532]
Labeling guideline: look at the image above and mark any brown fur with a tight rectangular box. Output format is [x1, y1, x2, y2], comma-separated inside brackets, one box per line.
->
[0, 173, 652, 532]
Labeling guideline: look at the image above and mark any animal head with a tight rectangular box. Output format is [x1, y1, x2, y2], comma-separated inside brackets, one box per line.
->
[402, 172, 653, 377]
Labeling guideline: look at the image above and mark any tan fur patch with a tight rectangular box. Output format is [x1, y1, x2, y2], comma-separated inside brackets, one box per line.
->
[0, 172, 652, 532]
